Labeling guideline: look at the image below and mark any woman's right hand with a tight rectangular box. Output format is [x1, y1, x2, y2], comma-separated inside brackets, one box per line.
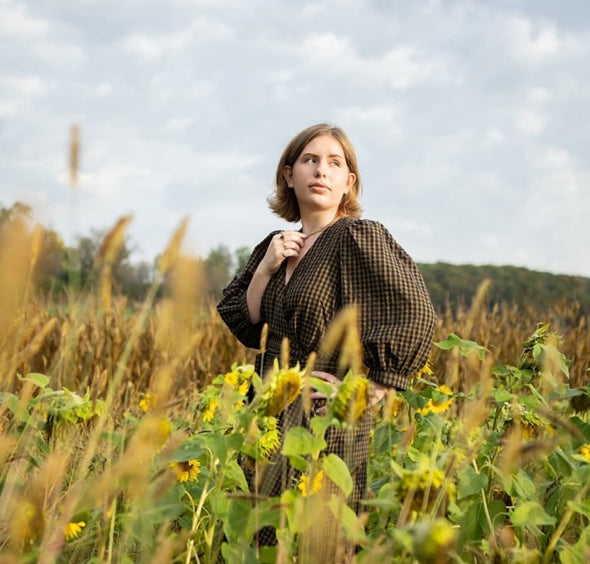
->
[247, 230, 306, 323]
[258, 230, 306, 275]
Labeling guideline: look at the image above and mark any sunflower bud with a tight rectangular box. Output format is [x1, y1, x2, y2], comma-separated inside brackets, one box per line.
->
[331, 372, 369, 423]
[258, 362, 303, 417]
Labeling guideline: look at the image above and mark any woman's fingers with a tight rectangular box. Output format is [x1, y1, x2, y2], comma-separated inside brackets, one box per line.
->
[261, 230, 305, 274]
[276, 230, 306, 260]
[310, 371, 341, 385]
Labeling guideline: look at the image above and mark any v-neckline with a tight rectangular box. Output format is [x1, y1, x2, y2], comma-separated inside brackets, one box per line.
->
[283, 219, 339, 286]
[284, 242, 313, 286]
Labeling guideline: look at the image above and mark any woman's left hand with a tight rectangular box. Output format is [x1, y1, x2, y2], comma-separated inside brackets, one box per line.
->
[309, 371, 341, 416]
[309, 371, 389, 415]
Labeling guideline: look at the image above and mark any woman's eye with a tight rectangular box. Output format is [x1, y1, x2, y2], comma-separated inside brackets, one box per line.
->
[330, 160, 341, 167]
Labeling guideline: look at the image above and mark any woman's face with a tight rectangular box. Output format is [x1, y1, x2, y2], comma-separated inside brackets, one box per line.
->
[283, 134, 356, 217]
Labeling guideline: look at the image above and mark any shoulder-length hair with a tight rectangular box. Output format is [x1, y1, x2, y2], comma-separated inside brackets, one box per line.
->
[268, 123, 363, 222]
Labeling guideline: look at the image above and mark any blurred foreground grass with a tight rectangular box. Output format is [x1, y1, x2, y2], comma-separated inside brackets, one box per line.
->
[1, 216, 590, 563]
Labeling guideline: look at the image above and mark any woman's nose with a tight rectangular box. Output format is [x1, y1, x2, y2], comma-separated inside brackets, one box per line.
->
[315, 159, 327, 176]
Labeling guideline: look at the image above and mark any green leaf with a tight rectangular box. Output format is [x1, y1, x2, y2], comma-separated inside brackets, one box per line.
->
[504, 469, 537, 501]
[322, 454, 353, 497]
[310, 377, 333, 397]
[457, 466, 488, 500]
[559, 524, 590, 564]
[18, 373, 50, 388]
[282, 427, 326, 457]
[559, 545, 587, 564]
[172, 440, 204, 461]
[435, 333, 486, 360]
[510, 501, 556, 527]
[246, 499, 280, 537]
[567, 499, 590, 519]
[223, 459, 249, 492]
[329, 494, 367, 542]
[221, 541, 258, 564]
[492, 389, 513, 405]
[224, 499, 252, 543]
[569, 416, 590, 442]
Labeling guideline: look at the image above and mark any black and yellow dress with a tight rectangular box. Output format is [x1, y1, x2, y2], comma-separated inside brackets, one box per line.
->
[217, 216, 436, 545]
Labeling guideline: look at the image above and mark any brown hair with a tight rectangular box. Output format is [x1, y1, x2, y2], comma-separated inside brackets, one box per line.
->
[268, 123, 363, 222]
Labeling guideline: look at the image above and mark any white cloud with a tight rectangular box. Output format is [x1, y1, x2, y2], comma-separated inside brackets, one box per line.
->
[333, 105, 399, 127]
[0, 3, 49, 36]
[31, 40, 85, 69]
[293, 33, 456, 90]
[534, 146, 583, 195]
[515, 108, 547, 135]
[93, 82, 114, 97]
[122, 33, 162, 62]
[502, 15, 589, 66]
[1, 75, 44, 96]
[379, 46, 454, 90]
[121, 17, 234, 63]
[484, 129, 505, 146]
[0, 74, 53, 116]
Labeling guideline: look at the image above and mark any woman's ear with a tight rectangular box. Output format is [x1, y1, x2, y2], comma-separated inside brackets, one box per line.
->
[345, 172, 356, 193]
[283, 166, 294, 188]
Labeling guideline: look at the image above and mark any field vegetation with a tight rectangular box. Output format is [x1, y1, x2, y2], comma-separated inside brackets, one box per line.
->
[1, 210, 590, 563]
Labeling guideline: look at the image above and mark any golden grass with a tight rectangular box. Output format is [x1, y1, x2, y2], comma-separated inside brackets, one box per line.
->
[2, 242, 588, 416]
[1, 215, 589, 563]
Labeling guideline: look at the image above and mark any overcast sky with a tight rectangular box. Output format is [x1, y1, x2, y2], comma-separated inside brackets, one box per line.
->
[1, 0, 589, 277]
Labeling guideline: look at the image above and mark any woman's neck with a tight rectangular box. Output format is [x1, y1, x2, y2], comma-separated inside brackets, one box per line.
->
[301, 213, 339, 237]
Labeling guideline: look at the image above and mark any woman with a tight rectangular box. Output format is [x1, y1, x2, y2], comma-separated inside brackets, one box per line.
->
[217, 123, 436, 552]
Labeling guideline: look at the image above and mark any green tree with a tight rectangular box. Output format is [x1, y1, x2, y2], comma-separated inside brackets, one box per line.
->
[204, 245, 234, 298]
[234, 246, 251, 277]
[35, 229, 68, 292]
[71, 229, 151, 300]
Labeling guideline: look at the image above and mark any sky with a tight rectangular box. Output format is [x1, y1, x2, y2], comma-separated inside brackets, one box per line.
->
[1, 0, 589, 277]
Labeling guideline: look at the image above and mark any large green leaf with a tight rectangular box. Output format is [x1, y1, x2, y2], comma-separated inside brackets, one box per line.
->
[224, 498, 252, 543]
[282, 426, 326, 457]
[567, 500, 590, 519]
[221, 540, 258, 564]
[510, 501, 556, 527]
[457, 466, 488, 500]
[435, 333, 486, 360]
[322, 454, 353, 497]
[18, 372, 50, 388]
[504, 469, 537, 501]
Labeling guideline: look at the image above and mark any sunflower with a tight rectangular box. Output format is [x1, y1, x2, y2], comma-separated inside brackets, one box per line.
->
[298, 469, 324, 497]
[258, 362, 303, 417]
[418, 386, 454, 416]
[203, 397, 219, 422]
[64, 521, 86, 542]
[139, 393, 157, 413]
[170, 459, 201, 483]
[396, 465, 454, 514]
[257, 416, 281, 458]
[332, 372, 370, 423]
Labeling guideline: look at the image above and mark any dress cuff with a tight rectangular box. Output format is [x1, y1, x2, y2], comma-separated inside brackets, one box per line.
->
[367, 368, 409, 392]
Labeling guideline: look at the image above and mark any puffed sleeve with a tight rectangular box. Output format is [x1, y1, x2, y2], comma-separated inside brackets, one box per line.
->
[340, 220, 437, 390]
[216, 232, 276, 349]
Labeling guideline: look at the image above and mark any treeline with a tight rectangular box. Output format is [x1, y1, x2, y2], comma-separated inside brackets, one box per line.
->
[418, 262, 590, 316]
[0, 202, 248, 301]
[3, 202, 589, 314]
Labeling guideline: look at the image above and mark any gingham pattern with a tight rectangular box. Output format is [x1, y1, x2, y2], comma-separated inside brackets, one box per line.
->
[217, 217, 437, 546]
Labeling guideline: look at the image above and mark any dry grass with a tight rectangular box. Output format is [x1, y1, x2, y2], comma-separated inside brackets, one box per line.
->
[5, 288, 589, 419]
[1, 216, 589, 563]
[3, 215, 588, 418]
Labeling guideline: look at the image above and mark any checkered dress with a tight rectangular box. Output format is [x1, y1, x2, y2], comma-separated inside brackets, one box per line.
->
[217, 217, 436, 546]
